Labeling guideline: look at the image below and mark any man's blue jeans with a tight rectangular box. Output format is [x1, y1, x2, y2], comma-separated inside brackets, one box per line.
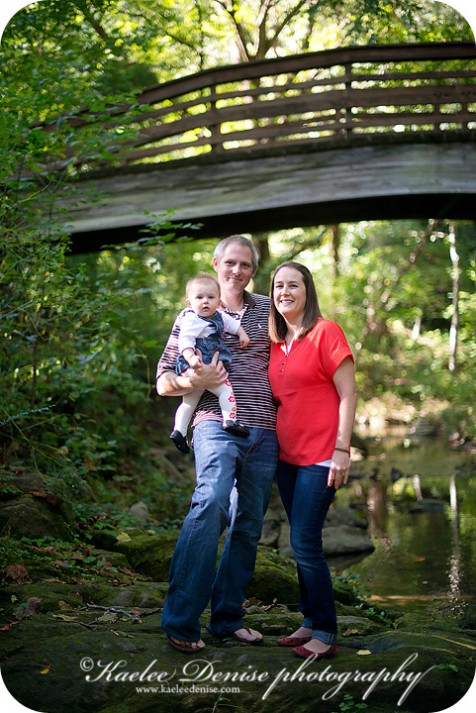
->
[276, 461, 337, 644]
[161, 421, 278, 641]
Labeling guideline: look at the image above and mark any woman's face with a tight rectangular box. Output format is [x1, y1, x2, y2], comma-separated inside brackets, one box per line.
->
[273, 266, 307, 323]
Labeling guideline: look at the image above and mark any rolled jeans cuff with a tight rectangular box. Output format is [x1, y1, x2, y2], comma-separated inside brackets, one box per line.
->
[311, 629, 337, 644]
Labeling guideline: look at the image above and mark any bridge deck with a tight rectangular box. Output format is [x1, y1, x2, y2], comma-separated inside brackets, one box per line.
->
[56, 136, 476, 252]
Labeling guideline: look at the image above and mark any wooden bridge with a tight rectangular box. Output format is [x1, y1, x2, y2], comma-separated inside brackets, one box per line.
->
[46, 42, 476, 252]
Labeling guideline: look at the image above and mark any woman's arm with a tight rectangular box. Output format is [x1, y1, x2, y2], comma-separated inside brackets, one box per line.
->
[328, 357, 357, 489]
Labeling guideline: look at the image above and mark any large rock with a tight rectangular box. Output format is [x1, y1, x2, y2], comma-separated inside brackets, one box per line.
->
[127, 501, 150, 526]
[277, 508, 374, 558]
[408, 498, 445, 513]
[113, 530, 179, 580]
[249, 547, 299, 604]
[324, 507, 368, 529]
[259, 506, 282, 547]
[0, 495, 74, 541]
[0, 597, 473, 713]
[322, 524, 375, 556]
[0, 467, 80, 544]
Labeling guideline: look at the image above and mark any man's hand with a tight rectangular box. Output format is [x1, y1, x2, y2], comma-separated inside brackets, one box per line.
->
[157, 351, 227, 397]
[189, 350, 227, 389]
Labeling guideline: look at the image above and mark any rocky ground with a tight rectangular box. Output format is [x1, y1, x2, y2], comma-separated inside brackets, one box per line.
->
[1, 571, 475, 713]
[1, 465, 475, 713]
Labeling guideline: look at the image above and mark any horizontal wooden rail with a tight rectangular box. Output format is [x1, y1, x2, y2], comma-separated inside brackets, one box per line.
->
[42, 43, 476, 170]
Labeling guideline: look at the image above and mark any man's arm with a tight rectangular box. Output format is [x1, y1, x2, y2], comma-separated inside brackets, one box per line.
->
[156, 351, 228, 397]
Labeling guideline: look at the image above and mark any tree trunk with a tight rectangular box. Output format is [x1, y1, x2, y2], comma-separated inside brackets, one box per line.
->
[331, 224, 340, 278]
[252, 233, 271, 294]
[448, 222, 460, 373]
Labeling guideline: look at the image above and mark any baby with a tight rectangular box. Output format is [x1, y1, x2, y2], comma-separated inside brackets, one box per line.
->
[170, 273, 250, 453]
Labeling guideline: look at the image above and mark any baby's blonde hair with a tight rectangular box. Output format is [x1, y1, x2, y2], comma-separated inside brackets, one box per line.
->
[185, 273, 221, 298]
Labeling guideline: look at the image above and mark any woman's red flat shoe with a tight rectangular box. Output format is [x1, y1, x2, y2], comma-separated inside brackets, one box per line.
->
[277, 636, 312, 647]
[293, 643, 338, 660]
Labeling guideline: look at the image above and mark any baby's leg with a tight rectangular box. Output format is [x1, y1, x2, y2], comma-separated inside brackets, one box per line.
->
[210, 381, 249, 438]
[173, 390, 203, 435]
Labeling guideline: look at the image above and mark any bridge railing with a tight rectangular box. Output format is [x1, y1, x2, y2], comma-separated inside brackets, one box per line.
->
[48, 43, 476, 169]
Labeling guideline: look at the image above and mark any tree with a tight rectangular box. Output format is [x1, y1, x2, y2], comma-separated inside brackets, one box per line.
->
[2, 0, 475, 447]
[212, 0, 472, 62]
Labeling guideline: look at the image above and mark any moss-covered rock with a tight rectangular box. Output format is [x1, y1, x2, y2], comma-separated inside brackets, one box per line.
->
[0, 495, 75, 541]
[0, 467, 79, 530]
[0, 603, 474, 713]
[113, 530, 179, 580]
[249, 548, 299, 604]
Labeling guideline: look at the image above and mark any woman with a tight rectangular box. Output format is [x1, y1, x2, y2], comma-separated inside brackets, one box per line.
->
[268, 261, 357, 661]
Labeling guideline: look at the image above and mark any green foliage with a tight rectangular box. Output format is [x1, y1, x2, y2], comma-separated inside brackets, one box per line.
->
[1, 0, 475, 516]
[1, 226, 148, 470]
[339, 0, 472, 44]
[209, 0, 473, 61]
[0, 534, 135, 583]
[331, 693, 369, 713]
[436, 663, 459, 672]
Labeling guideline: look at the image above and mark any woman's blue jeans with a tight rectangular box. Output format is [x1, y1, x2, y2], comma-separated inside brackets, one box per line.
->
[161, 420, 278, 641]
[276, 460, 337, 644]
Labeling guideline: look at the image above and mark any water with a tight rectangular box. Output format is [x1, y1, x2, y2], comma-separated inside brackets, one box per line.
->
[331, 436, 476, 614]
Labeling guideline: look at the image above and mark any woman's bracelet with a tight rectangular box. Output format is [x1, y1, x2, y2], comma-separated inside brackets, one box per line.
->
[334, 447, 350, 454]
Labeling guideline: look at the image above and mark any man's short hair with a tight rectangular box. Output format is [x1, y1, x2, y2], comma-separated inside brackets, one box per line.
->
[214, 235, 259, 271]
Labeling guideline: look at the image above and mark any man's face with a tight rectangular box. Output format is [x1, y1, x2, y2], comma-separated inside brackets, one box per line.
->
[213, 243, 256, 292]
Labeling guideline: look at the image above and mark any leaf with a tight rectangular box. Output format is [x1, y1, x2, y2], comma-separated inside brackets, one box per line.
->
[96, 612, 117, 623]
[57, 600, 73, 611]
[40, 668, 50, 675]
[117, 567, 136, 576]
[12, 598, 41, 619]
[116, 531, 132, 544]
[26, 597, 42, 614]
[0, 621, 20, 631]
[343, 628, 359, 637]
[3, 564, 30, 583]
[357, 649, 372, 655]
[51, 613, 79, 621]
[31, 490, 62, 507]
[111, 630, 134, 638]
[261, 598, 278, 612]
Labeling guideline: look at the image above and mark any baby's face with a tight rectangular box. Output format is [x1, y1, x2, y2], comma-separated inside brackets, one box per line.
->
[187, 280, 221, 318]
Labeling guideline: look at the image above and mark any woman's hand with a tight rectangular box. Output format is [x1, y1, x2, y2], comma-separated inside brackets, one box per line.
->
[327, 449, 350, 489]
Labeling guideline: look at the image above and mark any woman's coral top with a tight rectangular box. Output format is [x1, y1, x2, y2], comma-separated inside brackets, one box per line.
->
[268, 318, 353, 466]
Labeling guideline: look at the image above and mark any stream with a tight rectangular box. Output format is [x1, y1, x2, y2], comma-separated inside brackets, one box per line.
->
[331, 431, 476, 615]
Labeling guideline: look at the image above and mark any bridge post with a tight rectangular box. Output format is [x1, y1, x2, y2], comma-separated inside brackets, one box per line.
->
[342, 61, 353, 140]
[208, 84, 224, 154]
[433, 101, 442, 133]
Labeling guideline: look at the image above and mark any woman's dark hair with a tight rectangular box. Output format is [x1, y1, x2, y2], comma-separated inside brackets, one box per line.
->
[269, 261, 322, 343]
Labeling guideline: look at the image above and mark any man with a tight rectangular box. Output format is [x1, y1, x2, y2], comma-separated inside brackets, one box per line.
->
[156, 235, 277, 653]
